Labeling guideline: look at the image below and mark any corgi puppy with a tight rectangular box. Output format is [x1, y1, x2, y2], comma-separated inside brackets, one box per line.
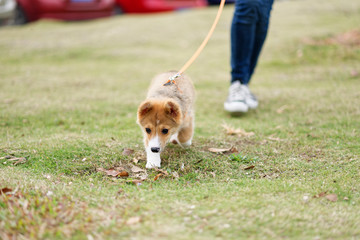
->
[137, 71, 195, 168]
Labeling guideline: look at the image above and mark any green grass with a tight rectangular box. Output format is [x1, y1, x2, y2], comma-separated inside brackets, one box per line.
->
[1, 0, 360, 239]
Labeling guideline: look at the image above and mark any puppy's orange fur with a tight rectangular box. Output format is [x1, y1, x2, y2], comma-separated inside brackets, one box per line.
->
[137, 72, 195, 168]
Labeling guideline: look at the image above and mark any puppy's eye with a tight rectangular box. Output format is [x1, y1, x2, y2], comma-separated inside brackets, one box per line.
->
[145, 128, 151, 134]
[162, 129, 168, 134]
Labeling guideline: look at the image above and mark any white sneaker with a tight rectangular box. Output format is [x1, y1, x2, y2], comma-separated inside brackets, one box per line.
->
[241, 84, 258, 109]
[224, 81, 248, 113]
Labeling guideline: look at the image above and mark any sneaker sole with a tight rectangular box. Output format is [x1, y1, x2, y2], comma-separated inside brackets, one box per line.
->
[224, 102, 249, 113]
[246, 101, 258, 109]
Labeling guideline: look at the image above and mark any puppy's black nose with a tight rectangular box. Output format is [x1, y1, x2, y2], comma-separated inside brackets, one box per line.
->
[151, 147, 160, 153]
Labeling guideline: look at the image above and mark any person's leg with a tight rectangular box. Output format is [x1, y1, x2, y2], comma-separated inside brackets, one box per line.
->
[226, 0, 271, 113]
[248, 0, 274, 81]
[230, 0, 262, 85]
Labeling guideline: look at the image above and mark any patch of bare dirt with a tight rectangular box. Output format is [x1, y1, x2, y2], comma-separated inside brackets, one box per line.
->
[303, 29, 360, 47]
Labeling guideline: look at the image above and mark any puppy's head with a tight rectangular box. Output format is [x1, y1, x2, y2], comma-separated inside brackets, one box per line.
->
[137, 99, 182, 153]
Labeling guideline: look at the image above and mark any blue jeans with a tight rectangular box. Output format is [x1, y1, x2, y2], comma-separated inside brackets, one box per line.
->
[231, 0, 274, 84]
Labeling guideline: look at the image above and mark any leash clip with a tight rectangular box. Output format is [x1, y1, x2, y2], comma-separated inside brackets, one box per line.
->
[164, 73, 181, 86]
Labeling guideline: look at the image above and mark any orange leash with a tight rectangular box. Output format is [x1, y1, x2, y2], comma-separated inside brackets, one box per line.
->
[164, 0, 227, 87]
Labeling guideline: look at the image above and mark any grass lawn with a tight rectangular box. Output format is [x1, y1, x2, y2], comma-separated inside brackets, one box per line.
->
[1, 0, 360, 239]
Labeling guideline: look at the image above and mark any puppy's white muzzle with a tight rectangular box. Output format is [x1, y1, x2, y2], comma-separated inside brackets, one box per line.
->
[148, 135, 162, 153]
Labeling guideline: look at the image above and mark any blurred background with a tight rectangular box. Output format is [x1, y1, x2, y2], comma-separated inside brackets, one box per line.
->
[0, 0, 235, 26]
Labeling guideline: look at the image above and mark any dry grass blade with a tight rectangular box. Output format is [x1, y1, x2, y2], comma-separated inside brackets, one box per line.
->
[244, 165, 255, 170]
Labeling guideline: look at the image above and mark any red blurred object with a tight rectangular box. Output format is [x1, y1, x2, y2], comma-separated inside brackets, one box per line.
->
[15, 0, 115, 24]
[115, 0, 207, 14]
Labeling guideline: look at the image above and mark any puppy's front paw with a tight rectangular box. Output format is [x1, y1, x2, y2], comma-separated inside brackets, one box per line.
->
[145, 151, 161, 169]
[146, 161, 161, 169]
[181, 139, 192, 148]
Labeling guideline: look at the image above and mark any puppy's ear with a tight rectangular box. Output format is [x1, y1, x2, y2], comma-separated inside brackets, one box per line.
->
[137, 101, 152, 120]
[164, 100, 182, 123]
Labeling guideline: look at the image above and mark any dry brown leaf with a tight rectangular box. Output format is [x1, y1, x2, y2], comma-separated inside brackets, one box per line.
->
[276, 105, 288, 114]
[126, 216, 141, 225]
[0, 187, 23, 198]
[208, 147, 231, 153]
[0, 187, 12, 195]
[244, 165, 255, 170]
[133, 171, 148, 180]
[122, 148, 134, 156]
[350, 70, 359, 77]
[229, 146, 238, 153]
[313, 192, 327, 198]
[208, 146, 238, 154]
[132, 158, 139, 164]
[117, 171, 129, 177]
[154, 173, 163, 181]
[96, 168, 128, 178]
[103, 169, 119, 177]
[131, 165, 146, 173]
[155, 168, 169, 176]
[303, 29, 360, 47]
[96, 167, 106, 172]
[222, 124, 255, 137]
[325, 194, 338, 202]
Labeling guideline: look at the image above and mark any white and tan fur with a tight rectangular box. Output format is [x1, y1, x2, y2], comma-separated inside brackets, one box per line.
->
[137, 71, 195, 168]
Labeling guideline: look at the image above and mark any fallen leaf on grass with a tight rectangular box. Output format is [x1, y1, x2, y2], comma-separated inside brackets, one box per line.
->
[155, 168, 169, 176]
[154, 173, 163, 181]
[122, 148, 134, 156]
[244, 165, 255, 170]
[132, 158, 139, 164]
[313, 192, 327, 198]
[325, 194, 338, 202]
[131, 165, 146, 173]
[350, 69, 359, 78]
[96, 168, 129, 178]
[208, 147, 238, 154]
[276, 105, 288, 114]
[0, 187, 12, 195]
[222, 124, 255, 137]
[118, 171, 129, 177]
[0, 187, 23, 198]
[126, 216, 141, 225]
